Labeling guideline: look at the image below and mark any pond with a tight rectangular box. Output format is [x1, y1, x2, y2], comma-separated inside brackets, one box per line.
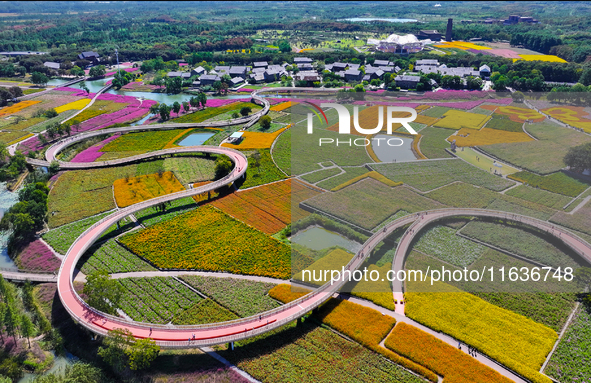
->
[291, 226, 362, 254]
[178, 132, 216, 146]
[371, 134, 417, 163]
[340, 17, 418, 23]
[19, 351, 78, 383]
[130, 113, 155, 126]
[0, 182, 21, 269]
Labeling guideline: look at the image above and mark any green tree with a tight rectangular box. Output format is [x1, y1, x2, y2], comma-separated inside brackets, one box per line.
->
[97, 328, 133, 373]
[88, 65, 106, 78]
[126, 337, 160, 371]
[240, 106, 252, 117]
[159, 103, 171, 121]
[49, 160, 60, 175]
[197, 92, 207, 108]
[19, 314, 33, 348]
[149, 103, 160, 115]
[165, 76, 183, 94]
[79, 81, 89, 94]
[82, 270, 123, 315]
[31, 72, 49, 87]
[580, 68, 591, 86]
[4, 303, 20, 342]
[172, 101, 181, 115]
[259, 115, 272, 130]
[231, 112, 240, 119]
[564, 142, 591, 173]
[8, 86, 23, 99]
[70, 65, 85, 77]
[511, 91, 525, 102]
[182, 101, 190, 113]
[250, 150, 262, 173]
[214, 156, 233, 180]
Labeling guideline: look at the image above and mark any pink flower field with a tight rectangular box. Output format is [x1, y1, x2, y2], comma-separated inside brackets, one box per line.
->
[15, 239, 61, 272]
[71, 134, 121, 162]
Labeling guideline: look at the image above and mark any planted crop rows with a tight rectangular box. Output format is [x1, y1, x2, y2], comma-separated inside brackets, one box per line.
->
[79, 239, 156, 274]
[117, 277, 201, 324]
[119, 205, 292, 279]
[413, 225, 487, 268]
[113, 171, 185, 208]
[163, 156, 216, 185]
[180, 275, 280, 317]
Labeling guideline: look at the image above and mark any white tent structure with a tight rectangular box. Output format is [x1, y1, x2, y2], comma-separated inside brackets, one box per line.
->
[367, 34, 425, 53]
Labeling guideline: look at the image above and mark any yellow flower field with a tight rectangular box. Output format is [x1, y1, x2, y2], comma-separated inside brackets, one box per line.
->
[293, 248, 353, 285]
[433, 41, 492, 50]
[541, 106, 591, 132]
[0, 100, 41, 117]
[449, 127, 533, 147]
[270, 101, 298, 112]
[481, 105, 545, 123]
[405, 285, 557, 383]
[516, 55, 567, 63]
[434, 110, 491, 130]
[54, 98, 91, 113]
[221, 125, 289, 149]
[113, 171, 185, 208]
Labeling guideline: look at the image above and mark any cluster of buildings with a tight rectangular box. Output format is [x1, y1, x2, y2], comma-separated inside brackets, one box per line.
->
[463, 15, 539, 25]
[324, 59, 401, 83]
[367, 33, 426, 54]
[393, 59, 491, 89]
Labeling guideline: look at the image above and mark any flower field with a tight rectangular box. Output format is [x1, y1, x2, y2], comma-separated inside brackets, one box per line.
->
[508, 171, 590, 197]
[43, 210, 114, 253]
[550, 199, 591, 235]
[172, 299, 239, 325]
[349, 263, 396, 310]
[480, 105, 545, 123]
[241, 149, 288, 189]
[541, 106, 591, 132]
[304, 178, 444, 231]
[486, 194, 557, 221]
[486, 114, 525, 132]
[222, 321, 427, 383]
[426, 182, 498, 208]
[384, 322, 514, 383]
[405, 289, 557, 383]
[180, 275, 280, 317]
[545, 301, 591, 382]
[371, 158, 515, 192]
[300, 167, 341, 184]
[516, 54, 567, 63]
[451, 127, 533, 147]
[433, 110, 491, 130]
[79, 239, 156, 274]
[330, 170, 402, 191]
[480, 121, 591, 174]
[315, 167, 370, 190]
[221, 126, 289, 150]
[460, 220, 581, 269]
[116, 277, 201, 324]
[271, 126, 291, 174]
[54, 98, 91, 113]
[135, 196, 197, 227]
[421, 106, 452, 118]
[14, 240, 61, 272]
[505, 185, 572, 209]
[113, 171, 185, 208]
[210, 179, 319, 234]
[119, 205, 292, 279]
[0, 131, 34, 145]
[171, 101, 246, 123]
[268, 284, 310, 303]
[162, 156, 216, 185]
[433, 41, 492, 50]
[416, 126, 454, 159]
[413, 225, 487, 268]
[0, 100, 41, 117]
[100, 129, 188, 155]
[47, 163, 141, 227]
[270, 101, 298, 112]
[70, 134, 120, 163]
[293, 248, 353, 285]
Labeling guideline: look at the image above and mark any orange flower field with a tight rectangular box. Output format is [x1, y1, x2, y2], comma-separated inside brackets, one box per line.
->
[113, 171, 185, 208]
[210, 179, 321, 234]
[385, 322, 514, 383]
[449, 127, 534, 147]
[270, 101, 298, 112]
[119, 205, 292, 279]
[268, 283, 310, 303]
[314, 298, 438, 382]
[481, 105, 545, 123]
[221, 126, 290, 149]
[0, 100, 41, 117]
